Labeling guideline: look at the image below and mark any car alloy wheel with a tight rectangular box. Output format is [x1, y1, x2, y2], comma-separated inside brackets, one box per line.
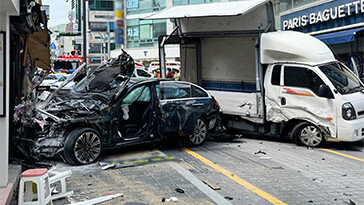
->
[74, 132, 102, 164]
[299, 125, 323, 147]
[190, 119, 207, 145]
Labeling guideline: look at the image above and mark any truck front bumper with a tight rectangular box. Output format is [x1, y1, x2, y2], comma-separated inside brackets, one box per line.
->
[334, 119, 364, 142]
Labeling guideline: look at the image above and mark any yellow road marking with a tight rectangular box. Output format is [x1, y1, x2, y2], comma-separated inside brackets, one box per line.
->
[320, 148, 364, 162]
[183, 148, 287, 205]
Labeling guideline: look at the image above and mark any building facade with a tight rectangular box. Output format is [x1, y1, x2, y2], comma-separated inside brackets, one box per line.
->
[117, 0, 230, 62]
[65, 0, 117, 64]
[0, 0, 20, 188]
[279, 0, 364, 73]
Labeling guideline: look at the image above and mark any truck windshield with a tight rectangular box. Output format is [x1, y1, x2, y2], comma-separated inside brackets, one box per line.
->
[319, 62, 364, 95]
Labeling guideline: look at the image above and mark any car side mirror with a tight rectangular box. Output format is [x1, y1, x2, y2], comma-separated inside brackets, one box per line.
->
[318, 85, 333, 98]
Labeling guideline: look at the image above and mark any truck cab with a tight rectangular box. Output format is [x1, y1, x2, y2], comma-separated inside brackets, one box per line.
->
[262, 31, 364, 146]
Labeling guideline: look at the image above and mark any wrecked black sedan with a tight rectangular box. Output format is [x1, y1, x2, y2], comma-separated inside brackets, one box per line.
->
[14, 52, 219, 165]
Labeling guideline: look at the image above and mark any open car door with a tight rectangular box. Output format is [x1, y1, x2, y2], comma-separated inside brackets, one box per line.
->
[118, 84, 156, 141]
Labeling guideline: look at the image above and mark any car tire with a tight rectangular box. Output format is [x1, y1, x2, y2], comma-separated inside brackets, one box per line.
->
[64, 127, 103, 165]
[292, 122, 324, 147]
[188, 118, 208, 146]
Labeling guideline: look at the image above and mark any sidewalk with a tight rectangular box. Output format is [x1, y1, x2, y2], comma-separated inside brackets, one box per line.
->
[0, 164, 21, 205]
[52, 149, 229, 205]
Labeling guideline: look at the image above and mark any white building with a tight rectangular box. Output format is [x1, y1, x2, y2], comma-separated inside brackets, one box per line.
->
[0, 0, 20, 188]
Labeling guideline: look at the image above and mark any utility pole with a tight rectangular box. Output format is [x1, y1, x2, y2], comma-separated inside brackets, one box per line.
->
[107, 19, 111, 60]
[82, 0, 87, 64]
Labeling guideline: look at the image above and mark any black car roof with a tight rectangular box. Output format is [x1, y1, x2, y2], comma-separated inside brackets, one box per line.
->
[128, 77, 172, 84]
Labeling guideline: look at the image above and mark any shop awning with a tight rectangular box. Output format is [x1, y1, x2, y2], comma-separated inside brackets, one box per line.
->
[315, 27, 364, 45]
[143, 0, 269, 20]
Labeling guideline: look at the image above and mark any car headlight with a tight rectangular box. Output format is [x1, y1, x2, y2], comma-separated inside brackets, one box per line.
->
[342, 102, 356, 120]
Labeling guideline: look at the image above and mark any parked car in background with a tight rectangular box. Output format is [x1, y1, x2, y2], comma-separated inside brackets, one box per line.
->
[133, 68, 152, 78]
[50, 75, 75, 90]
[147, 61, 181, 74]
[135, 62, 145, 70]
[39, 74, 64, 87]
[148, 61, 160, 74]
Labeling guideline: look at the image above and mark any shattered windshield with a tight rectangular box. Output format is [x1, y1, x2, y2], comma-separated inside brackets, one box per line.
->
[319, 62, 364, 95]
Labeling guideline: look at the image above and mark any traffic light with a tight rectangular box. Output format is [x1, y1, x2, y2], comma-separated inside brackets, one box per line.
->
[58, 45, 64, 48]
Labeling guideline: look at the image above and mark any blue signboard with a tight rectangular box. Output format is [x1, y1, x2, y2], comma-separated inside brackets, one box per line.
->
[281, 0, 364, 33]
[116, 37, 124, 44]
[51, 42, 56, 49]
[126, 0, 139, 9]
[115, 28, 124, 36]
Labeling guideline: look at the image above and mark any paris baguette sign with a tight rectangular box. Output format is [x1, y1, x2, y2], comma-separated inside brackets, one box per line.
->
[282, 0, 364, 31]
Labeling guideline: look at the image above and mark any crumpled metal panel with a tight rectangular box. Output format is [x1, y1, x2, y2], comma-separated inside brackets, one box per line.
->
[14, 51, 135, 160]
[265, 88, 336, 139]
[159, 98, 218, 137]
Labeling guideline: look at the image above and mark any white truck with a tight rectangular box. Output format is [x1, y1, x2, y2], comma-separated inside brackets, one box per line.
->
[146, 0, 364, 146]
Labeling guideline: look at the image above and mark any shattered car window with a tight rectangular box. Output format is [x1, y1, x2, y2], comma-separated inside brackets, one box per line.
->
[122, 86, 151, 106]
[162, 82, 191, 100]
[192, 85, 208, 97]
[156, 85, 161, 99]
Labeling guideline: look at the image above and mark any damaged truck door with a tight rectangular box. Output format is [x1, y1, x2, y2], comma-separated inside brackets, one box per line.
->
[265, 64, 337, 147]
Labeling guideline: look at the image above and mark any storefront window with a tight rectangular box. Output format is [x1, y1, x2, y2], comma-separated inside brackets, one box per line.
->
[89, 22, 108, 32]
[126, 0, 166, 14]
[276, 0, 322, 14]
[174, 0, 220, 5]
[126, 19, 166, 48]
[89, 43, 116, 53]
[89, 0, 114, 11]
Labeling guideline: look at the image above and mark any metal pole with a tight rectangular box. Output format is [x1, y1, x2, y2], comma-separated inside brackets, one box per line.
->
[107, 19, 111, 60]
[159, 36, 166, 78]
[78, 0, 81, 33]
[82, 0, 87, 64]
[100, 41, 103, 62]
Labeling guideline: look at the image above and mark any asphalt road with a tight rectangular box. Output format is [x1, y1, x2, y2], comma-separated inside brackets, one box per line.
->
[161, 135, 364, 205]
[49, 135, 363, 205]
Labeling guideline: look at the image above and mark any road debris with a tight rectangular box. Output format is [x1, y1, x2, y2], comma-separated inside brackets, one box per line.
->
[202, 180, 221, 190]
[175, 188, 185, 193]
[254, 150, 267, 155]
[100, 156, 177, 169]
[166, 197, 178, 202]
[101, 164, 116, 170]
[69, 193, 123, 205]
[348, 199, 357, 205]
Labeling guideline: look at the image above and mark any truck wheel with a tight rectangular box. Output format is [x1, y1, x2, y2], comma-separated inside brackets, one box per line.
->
[292, 122, 324, 147]
[64, 128, 102, 165]
[189, 118, 207, 146]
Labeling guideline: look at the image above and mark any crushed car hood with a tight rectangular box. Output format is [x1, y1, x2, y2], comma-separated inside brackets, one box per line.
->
[13, 51, 135, 160]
